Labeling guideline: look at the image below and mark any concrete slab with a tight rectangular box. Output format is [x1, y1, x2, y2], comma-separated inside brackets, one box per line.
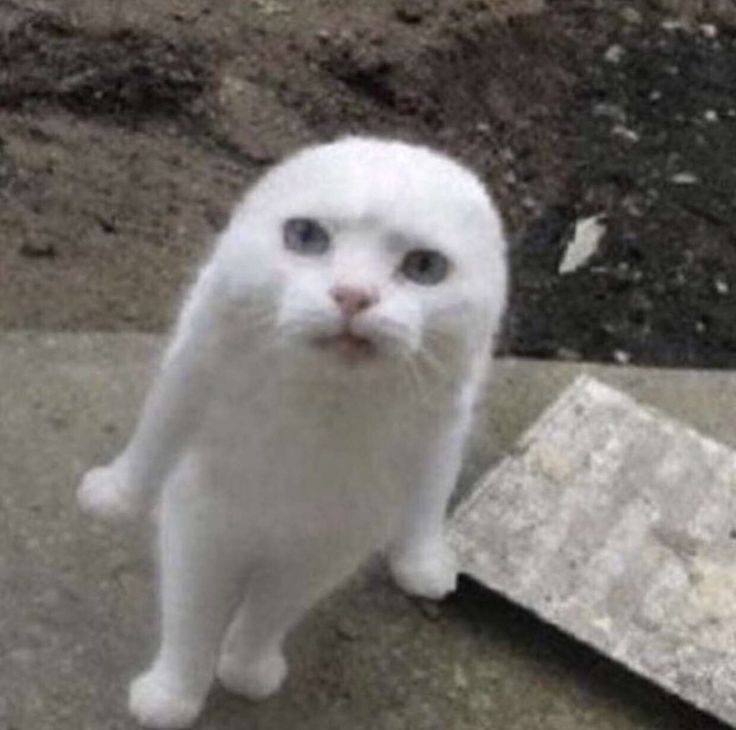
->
[1, 331, 734, 730]
[450, 375, 736, 726]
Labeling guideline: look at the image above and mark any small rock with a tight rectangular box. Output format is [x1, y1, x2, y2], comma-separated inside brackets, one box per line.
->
[475, 121, 491, 134]
[661, 18, 687, 31]
[593, 102, 627, 123]
[604, 44, 626, 64]
[671, 172, 699, 185]
[620, 6, 643, 23]
[700, 23, 718, 37]
[715, 276, 729, 296]
[649, 90, 663, 102]
[521, 195, 539, 211]
[704, 109, 719, 122]
[612, 125, 640, 143]
[19, 242, 57, 259]
[614, 350, 632, 365]
[499, 147, 516, 163]
[394, 0, 432, 23]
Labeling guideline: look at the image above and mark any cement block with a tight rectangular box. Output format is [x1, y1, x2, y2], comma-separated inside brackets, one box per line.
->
[450, 375, 736, 726]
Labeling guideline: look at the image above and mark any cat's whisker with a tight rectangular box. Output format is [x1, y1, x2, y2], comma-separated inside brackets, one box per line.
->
[397, 350, 434, 406]
[416, 345, 452, 385]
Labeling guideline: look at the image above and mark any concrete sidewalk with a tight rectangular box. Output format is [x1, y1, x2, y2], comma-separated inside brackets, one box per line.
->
[1, 332, 733, 730]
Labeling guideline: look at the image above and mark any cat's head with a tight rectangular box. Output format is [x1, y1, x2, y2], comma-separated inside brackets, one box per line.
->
[215, 137, 507, 376]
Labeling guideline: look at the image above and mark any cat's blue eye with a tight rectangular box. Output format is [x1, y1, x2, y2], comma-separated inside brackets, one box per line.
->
[283, 218, 330, 256]
[400, 249, 450, 285]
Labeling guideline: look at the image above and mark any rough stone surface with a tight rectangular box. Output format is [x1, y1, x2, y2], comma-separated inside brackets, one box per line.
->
[451, 375, 736, 726]
[1, 332, 733, 729]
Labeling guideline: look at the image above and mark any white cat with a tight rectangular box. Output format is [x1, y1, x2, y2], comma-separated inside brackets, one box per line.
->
[77, 136, 507, 729]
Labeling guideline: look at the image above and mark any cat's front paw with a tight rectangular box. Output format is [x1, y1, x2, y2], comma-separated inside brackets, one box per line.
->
[77, 463, 143, 523]
[216, 649, 287, 701]
[390, 542, 458, 601]
[129, 670, 204, 729]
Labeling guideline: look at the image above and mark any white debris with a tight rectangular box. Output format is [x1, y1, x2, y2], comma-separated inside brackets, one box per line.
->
[604, 44, 626, 64]
[661, 18, 687, 31]
[715, 277, 729, 296]
[614, 350, 632, 365]
[671, 172, 699, 185]
[700, 23, 718, 38]
[704, 109, 719, 123]
[620, 6, 642, 24]
[593, 102, 627, 122]
[612, 124, 640, 143]
[559, 215, 606, 275]
[649, 90, 663, 102]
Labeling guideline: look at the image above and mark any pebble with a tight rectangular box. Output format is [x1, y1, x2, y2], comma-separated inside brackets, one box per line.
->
[593, 102, 627, 122]
[620, 6, 642, 24]
[604, 44, 626, 64]
[700, 23, 718, 38]
[661, 19, 687, 31]
[704, 109, 719, 123]
[614, 350, 632, 365]
[715, 277, 729, 296]
[612, 125, 640, 143]
[521, 195, 539, 211]
[671, 172, 699, 185]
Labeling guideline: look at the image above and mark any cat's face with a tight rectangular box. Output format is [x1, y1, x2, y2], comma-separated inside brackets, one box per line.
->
[219, 138, 507, 371]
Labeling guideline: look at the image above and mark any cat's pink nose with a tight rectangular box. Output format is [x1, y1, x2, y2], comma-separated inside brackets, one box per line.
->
[330, 285, 379, 318]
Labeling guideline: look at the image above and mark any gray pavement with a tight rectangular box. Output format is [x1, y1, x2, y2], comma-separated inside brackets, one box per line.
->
[1, 332, 733, 730]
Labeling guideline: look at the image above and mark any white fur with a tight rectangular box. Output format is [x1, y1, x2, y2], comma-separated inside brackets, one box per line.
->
[77, 136, 507, 728]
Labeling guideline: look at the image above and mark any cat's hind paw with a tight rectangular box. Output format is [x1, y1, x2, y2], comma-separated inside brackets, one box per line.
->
[389, 542, 458, 601]
[216, 649, 287, 701]
[129, 670, 204, 729]
[76, 464, 143, 523]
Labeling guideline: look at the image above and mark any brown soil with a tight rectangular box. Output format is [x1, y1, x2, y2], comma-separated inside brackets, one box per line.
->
[2, 0, 735, 367]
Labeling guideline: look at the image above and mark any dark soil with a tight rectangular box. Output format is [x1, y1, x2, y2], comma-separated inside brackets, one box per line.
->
[2, 0, 735, 367]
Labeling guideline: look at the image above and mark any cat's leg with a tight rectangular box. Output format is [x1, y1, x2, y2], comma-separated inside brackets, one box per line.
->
[77, 273, 217, 523]
[215, 562, 332, 701]
[129, 497, 244, 729]
[388, 420, 468, 601]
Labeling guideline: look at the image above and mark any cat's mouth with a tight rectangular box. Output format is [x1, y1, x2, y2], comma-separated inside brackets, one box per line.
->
[310, 331, 378, 362]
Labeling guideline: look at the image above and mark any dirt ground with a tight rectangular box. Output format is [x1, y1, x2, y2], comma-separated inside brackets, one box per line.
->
[1, 0, 735, 367]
